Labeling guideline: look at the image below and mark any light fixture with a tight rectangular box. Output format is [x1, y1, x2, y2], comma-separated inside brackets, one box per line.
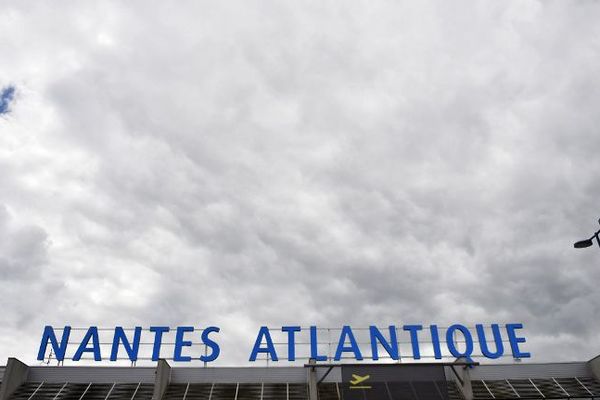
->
[574, 219, 600, 250]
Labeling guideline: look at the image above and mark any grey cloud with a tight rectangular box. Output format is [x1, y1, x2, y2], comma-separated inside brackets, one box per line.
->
[0, 205, 49, 280]
[1, 0, 600, 365]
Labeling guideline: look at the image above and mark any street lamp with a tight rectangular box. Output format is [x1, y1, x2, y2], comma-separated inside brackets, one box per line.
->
[574, 219, 600, 249]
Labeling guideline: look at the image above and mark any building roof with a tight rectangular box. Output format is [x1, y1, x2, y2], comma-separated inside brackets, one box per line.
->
[1, 358, 600, 400]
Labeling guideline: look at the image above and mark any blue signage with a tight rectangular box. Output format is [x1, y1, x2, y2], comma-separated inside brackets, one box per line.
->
[37, 324, 530, 363]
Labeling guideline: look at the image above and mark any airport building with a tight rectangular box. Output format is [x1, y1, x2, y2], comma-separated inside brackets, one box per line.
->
[1, 356, 600, 400]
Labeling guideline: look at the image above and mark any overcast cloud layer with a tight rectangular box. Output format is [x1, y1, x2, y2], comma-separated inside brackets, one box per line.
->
[1, 1, 600, 366]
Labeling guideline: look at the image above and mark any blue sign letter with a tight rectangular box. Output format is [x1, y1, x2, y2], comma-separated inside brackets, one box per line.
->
[403, 325, 423, 359]
[446, 324, 474, 362]
[476, 324, 504, 359]
[73, 326, 101, 361]
[310, 326, 327, 361]
[110, 327, 142, 361]
[200, 326, 220, 363]
[282, 326, 301, 361]
[149, 326, 169, 361]
[174, 326, 194, 362]
[249, 326, 278, 361]
[430, 325, 443, 359]
[334, 326, 363, 361]
[369, 326, 399, 360]
[37, 326, 71, 362]
[506, 323, 530, 358]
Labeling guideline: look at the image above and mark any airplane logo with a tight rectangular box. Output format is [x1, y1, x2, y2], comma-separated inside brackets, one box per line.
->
[349, 374, 371, 389]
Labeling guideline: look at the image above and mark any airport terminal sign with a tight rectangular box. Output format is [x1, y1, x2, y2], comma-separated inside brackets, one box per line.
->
[37, 324, 530, 363]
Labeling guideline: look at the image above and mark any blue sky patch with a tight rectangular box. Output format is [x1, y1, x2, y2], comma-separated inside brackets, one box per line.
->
[0, 86, 16, 114]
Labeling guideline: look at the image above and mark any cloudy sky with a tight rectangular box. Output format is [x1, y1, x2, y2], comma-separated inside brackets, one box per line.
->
[1, 1, 600, 366]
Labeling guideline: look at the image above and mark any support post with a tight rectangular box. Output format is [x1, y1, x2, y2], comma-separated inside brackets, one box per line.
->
[152, 359, 171, 400]
[0, 358, 30, 400]
[448, 360, 473, 400]
[307, 359, 319, 400]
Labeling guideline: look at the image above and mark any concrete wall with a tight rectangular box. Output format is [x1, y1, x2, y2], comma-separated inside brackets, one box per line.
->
[0, 359, 29, 400]
[587, 355, 600, 381]
[152, 360, 171, 400]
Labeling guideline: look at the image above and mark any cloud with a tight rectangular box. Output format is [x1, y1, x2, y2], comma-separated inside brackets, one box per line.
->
[0, 205, 48, 280]
[1, 0, 600, 365]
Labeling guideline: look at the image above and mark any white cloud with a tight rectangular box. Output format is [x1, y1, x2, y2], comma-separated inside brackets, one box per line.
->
[1, 0, 600, 366]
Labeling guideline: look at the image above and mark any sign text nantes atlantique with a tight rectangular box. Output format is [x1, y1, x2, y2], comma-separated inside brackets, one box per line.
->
[38, 324, 530, 363]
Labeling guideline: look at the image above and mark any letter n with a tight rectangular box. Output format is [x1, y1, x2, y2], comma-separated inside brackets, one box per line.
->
[37, 326, 71, 361]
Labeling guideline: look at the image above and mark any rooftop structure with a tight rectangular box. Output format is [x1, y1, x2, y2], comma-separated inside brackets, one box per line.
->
[1, 356, 600, 400]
